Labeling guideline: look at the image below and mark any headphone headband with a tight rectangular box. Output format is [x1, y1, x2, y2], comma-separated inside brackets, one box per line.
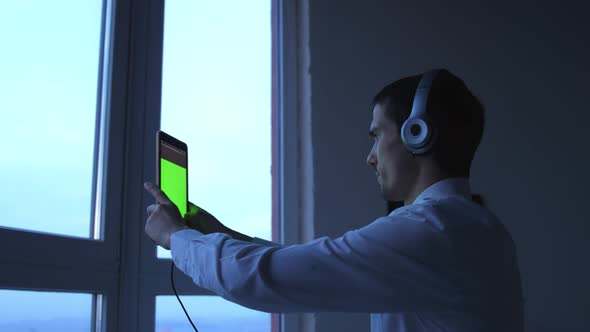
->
[410, 69, 440, 119]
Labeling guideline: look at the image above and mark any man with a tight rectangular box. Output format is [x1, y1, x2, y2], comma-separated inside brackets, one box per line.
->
[145, 69, 524, 332]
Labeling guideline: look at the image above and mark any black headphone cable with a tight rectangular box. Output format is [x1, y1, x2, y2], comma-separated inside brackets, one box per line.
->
[171, 261, 199, 332]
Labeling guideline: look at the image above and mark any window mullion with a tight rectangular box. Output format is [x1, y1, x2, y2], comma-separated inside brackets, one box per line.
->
[112, 0, 165, 331]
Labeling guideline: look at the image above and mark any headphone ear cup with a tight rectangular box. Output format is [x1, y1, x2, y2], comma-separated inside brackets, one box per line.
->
[403, 69, 440, 154]
[401, 117, 433, 154]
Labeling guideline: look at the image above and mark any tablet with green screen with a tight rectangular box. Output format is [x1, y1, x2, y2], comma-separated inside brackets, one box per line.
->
[156, 131, 188, 216]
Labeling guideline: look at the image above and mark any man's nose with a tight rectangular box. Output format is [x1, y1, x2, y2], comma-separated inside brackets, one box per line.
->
[366, 151, 376, 168]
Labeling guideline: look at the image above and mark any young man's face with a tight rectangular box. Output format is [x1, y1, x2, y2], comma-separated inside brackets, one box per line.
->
[367, 103, 419, 202]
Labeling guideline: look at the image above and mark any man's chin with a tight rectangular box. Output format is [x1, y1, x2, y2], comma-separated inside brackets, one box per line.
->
[379, 187, 395, 202]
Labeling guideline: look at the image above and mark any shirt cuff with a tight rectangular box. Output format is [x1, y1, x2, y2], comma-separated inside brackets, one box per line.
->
[170, 229, 204, 265]
[172, 228, 204, 239]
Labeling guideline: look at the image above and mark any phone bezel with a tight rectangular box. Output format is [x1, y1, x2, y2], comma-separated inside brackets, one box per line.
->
[156, 130, 188, 214]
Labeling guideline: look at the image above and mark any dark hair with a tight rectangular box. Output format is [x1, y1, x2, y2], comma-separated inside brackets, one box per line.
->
[371, 69, 485, 177]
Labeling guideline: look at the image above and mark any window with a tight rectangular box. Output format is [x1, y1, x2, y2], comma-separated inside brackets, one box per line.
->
[156, 296, 270, 332]
[0, 290, 94, 331]
[157, 0, 272, 256]
[0, 0, 115, 331]
[0, 0, 290, 331]
[155, 0, 273, 330]
[0, 0, 102, 239]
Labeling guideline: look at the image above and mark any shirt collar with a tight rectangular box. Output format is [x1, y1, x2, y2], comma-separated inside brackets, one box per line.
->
[411, 177, 472, 205]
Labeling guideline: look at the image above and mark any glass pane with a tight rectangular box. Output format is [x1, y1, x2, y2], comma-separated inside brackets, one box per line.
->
[156, 295, 270, 332]
[158, 0, 271, 258]
[0, 1, 103, 238]
[0, 289, 93, 331]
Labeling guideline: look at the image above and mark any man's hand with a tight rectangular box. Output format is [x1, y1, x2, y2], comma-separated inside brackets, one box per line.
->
[185, 202, 230, 234]
[185, 202, 253, 242]
[144, 182, 188, 250]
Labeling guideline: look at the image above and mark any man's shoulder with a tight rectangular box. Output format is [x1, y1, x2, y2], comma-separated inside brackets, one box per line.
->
[384, 199, 456, 232]
[362, 204, 451, 251]
[355, 203, 458, 266]
[370, 196, 516, 269]
[375, 196, 508, 245]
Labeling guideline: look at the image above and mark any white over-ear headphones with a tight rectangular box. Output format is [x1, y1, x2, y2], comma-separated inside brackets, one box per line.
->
[400, 69, 440, 154]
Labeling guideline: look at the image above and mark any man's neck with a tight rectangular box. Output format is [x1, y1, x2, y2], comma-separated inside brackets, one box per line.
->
[403, 169, 452, 206]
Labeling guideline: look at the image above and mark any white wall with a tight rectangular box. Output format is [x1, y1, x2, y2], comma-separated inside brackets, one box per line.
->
[306, 1, 590, 331]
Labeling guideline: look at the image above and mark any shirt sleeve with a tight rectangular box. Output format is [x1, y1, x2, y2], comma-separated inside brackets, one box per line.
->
[170, 208, 463, 313]
[251, 237, 280, 247]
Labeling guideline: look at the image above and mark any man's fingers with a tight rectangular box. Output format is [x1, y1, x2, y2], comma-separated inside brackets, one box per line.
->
[144, 182, 173, 205]
[146, 204, 158, 216]
[187, 201, 201, 218]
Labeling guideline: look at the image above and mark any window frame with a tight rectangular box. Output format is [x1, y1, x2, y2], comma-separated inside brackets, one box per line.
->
[0, 0, 305, 331]
[120, 0, 289, 331]
[140, 1, 285, 331]
[274, 0, 314, 330]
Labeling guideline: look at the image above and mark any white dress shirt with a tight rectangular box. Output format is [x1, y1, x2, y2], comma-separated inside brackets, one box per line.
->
[171, 178, 524, 332]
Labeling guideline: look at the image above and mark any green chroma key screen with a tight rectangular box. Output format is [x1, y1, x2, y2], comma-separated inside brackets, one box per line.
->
[160, 158, 187, 215]
[158, 132, 188, 216]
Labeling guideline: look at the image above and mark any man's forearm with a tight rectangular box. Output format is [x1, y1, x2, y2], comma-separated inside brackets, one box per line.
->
[227, 228, 253, 242]
[226, 228, 280, 246]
